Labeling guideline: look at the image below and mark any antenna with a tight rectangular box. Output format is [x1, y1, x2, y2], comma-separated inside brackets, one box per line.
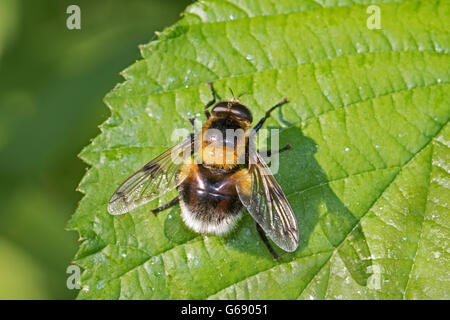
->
[228, 87, 236, 98]
[237, 90, 249, 99]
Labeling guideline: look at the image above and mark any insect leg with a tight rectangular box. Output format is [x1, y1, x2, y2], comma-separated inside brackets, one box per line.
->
[252, 97, 288, 132]
[204, 82, 216, 119]
[256, 222, 279, 260]
[151, 196, 180, 215]
[258, 144, 292, 157]
[188, 117, 195, 130]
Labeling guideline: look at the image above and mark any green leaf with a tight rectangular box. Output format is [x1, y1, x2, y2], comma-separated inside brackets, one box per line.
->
[68, 0, 450, 299]
[0, 0, 18, 61]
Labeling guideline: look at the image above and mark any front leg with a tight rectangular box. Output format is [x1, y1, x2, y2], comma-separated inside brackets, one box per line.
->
[204, 82, 216, 119]
[188, 117, 195, 131]
[252, 97, 288, 132]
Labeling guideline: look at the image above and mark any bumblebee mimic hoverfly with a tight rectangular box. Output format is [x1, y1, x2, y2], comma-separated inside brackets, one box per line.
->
[108, 82, 298, 259]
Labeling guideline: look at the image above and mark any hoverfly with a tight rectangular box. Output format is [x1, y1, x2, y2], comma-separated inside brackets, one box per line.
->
[108, 82, 298, 259]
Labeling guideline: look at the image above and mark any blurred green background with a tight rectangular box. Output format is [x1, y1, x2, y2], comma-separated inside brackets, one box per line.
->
[0, 0, 191, 299]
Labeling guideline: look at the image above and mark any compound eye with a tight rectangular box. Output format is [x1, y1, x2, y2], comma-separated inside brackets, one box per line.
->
[211, 102, 229, 114]
[231, 104, 252, 122]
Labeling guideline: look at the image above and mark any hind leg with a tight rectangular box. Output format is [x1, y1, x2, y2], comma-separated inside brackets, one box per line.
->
[256, 222, 279, 260]
[151, 196, 179, 215]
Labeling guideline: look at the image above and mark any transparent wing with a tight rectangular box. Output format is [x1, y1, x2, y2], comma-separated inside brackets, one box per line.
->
[108, 135, 194, 215]
[237, 152, 299, 252]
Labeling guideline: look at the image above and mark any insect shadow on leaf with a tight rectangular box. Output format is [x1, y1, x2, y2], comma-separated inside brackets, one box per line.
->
[223, 125, 373, 286]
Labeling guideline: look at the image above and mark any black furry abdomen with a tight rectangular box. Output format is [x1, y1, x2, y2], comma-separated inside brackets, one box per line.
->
[177, 164, 244, 235]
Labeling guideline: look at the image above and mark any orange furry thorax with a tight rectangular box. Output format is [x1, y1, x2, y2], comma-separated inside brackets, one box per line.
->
[198, 114, 251, 169]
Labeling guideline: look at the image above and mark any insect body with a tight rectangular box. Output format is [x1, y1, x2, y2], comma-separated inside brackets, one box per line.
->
[108, 83, 299, 258]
